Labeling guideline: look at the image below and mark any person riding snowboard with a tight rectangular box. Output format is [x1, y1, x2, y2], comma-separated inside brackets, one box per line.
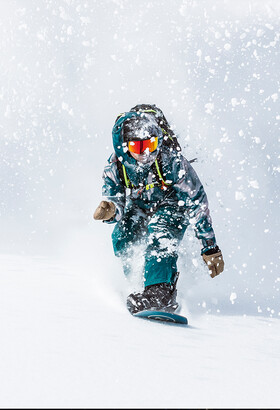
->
[94, 104, 224, 314]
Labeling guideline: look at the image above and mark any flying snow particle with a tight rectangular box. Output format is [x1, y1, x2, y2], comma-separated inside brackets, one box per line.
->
[213, 148, 222, 161]
[205, 102, 214, 114]
[256, 29, 265, 37]
[235, 191, 246, 201]
[231, 98, 239, 107]
[230, 292, 237, 304]
[178, 169, 186, 178]
[252, 136, 261, 144]
[4, 105, 11, 118]
[265, 23, 274, 30]
[192, 258, 198, 268]
[179, 4, 188, 16]
[248, 180, 259, 189]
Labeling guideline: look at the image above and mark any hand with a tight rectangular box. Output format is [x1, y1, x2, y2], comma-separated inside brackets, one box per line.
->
[93, 201, 116, 221]
[202, 247, 224, 278]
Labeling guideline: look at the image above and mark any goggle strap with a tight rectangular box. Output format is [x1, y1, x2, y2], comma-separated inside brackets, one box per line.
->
[137, 109, 157, 115]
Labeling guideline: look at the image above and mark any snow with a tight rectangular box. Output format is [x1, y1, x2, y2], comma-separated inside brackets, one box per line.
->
[1, 252, 280, 408]
[0, 0, 280, 408]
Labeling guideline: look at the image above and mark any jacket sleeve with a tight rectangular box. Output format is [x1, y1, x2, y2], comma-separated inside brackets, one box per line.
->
[171, 153, 217, 254]
[102, 155, 126, 224]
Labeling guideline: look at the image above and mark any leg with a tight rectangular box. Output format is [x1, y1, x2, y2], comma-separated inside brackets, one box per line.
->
[112, 202, 148, 276]
[144, 205, 189, 287]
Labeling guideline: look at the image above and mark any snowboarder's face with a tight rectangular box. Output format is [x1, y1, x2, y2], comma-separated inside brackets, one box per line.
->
[130, 149, 151, 163]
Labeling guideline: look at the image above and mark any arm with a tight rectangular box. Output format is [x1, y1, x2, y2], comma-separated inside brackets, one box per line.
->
[97, 154, 126, 223]
[170, 153, 224, 277]
[172, 153, 216, 254]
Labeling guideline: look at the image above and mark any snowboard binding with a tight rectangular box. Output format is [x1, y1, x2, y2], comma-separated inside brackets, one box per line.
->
[127, 273, 179, 315]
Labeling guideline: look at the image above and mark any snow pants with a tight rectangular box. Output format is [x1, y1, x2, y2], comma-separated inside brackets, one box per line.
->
[111, 201, 189, 287]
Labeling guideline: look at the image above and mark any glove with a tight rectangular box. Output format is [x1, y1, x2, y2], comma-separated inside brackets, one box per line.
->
[93, 201, 116, 221]
[202, 246, 224, 278]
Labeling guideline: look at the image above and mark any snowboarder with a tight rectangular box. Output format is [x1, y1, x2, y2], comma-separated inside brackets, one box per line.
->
[93, 104, 224, 314]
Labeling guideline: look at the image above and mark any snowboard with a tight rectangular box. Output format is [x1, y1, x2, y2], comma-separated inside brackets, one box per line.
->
[133, 309, 188, 325]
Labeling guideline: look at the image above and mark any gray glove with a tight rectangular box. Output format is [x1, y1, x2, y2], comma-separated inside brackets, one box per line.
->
[202, 247, 224, 278]
[93, 201, 116, 221]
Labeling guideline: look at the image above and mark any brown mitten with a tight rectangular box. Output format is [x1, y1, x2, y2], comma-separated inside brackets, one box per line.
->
[202, 248, 224, 278]
[93, 201, 116, 221]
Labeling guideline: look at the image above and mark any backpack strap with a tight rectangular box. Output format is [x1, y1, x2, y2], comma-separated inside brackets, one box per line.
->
[153, 153, 172, 190]
[121, 163, 133, 188]
[116, 155, 171, 192]
[116, 159, 130, 188]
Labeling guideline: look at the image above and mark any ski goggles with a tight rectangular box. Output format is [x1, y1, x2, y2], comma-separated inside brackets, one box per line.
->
[128, 137, 158, 154]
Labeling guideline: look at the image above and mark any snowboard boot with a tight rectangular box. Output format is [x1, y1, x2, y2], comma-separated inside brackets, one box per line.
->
[127, 276, 179, 315]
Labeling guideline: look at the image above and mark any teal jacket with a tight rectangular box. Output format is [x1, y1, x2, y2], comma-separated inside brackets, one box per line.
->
[102, 112, 217, 254]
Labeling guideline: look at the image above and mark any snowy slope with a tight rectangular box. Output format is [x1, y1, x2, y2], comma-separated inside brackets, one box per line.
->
[0, 253, 280, 408]
[0, 0, 280, 408]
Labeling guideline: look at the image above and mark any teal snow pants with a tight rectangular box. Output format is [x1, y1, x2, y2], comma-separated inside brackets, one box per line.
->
[112, 201, 189, 287]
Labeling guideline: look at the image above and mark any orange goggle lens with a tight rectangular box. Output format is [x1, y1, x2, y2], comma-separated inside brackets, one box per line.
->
[128, 137, 158, 154]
